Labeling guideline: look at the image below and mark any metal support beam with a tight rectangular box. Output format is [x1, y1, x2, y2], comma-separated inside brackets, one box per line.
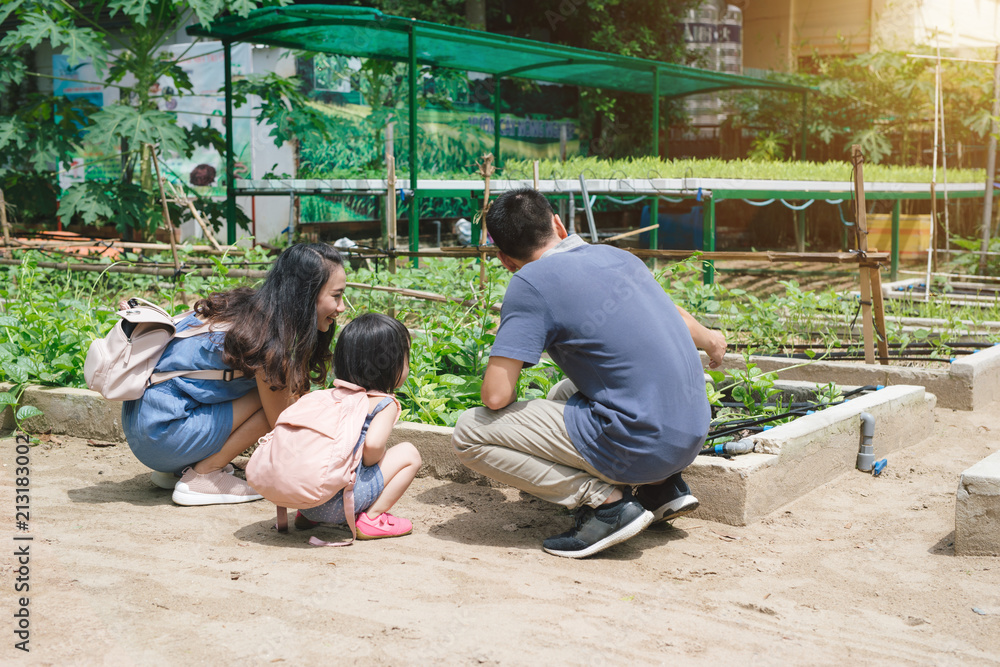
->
[649, 66, 659, 251]
[408, 26, 419, 266]
[223, 40, 236, 244]
[891, 199, 900, 281]
[703, 196, 716, 284]
[493, 76, 502, 167]
[982, 46, 1000, 273]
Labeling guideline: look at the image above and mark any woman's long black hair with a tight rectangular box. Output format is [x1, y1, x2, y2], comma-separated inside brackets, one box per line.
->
[194, 243, 344, 394]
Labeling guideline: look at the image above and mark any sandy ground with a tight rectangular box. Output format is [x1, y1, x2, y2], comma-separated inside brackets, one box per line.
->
[2, 402, 999, 666]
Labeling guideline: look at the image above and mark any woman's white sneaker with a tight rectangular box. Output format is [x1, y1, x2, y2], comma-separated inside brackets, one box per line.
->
[151, 464, 235, 491]
[171, 467, 263, 506]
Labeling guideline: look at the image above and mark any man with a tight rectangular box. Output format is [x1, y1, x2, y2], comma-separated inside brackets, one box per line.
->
[452, 188, 727, 559]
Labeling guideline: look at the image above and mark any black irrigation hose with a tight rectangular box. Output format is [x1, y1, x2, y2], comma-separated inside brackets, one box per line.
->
[704, 385, 878, 443]
[743, 341, 995, 350]
[777, 353, 958, 362]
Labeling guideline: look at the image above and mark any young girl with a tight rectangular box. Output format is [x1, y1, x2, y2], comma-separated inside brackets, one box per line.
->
[122, 243, 348, 506]
[295, 313, 422, 539]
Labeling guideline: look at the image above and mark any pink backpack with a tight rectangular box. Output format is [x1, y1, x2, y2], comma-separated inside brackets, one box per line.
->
[246, 380, 400, 544]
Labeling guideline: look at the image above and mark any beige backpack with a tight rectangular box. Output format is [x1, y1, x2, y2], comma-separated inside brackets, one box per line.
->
[84, 298, 244, 401]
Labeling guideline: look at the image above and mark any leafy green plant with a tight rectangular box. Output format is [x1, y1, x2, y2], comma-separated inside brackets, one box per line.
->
[748, 131, 787, 162]
[0, 386, 44, 439]
[0, 0, 329, 238]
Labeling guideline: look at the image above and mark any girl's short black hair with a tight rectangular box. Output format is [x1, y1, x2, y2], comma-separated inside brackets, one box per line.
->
[334, 313, 411, 393]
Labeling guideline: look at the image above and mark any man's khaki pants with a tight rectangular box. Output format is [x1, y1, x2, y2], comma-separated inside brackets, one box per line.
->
[451, 380, 622, 509]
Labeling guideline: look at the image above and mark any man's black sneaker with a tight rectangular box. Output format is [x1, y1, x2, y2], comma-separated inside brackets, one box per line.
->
[542, 488, 654, 559]
[635, 472, 700, 524]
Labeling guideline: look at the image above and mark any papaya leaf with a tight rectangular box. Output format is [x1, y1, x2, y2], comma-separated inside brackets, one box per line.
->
[0, 118, 28, 153]
[87, 105, 187, 156]
[0, 0, 29, 25]
[2, 12, 106, 69]
[0, 54, 27, 86]
[58, 182, 117, 226]
[107, 0, 154, 26]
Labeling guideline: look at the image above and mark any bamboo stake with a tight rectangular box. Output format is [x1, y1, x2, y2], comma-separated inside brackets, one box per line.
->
[476, 153, 495, 291]
[870, 267, 890, 362]
[852, 145, 876, 365]
[0, 256, 499, 311]
[0, 244, 892, 265]
[0, 239, 242, 254]
[939, 53, 951, 256]
[851, 145, 889, 365]
[386, 155, 397, 274]
[603, 223, 659, 244]
[164, 180, 224, 253]
[0, 188, 11, 259]
[927, 54, 941, 296]
[533, 160, 540, 190]
[148, 146, 180, 274]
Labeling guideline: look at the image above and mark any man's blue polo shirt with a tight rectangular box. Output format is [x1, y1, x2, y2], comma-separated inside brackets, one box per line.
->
[489, 235, 710, 484]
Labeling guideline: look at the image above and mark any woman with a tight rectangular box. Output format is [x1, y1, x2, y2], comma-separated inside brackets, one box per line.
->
[122, 243, 347, 506]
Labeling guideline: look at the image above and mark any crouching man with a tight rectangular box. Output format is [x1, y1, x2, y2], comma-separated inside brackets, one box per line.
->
[452, 188, 726, 559]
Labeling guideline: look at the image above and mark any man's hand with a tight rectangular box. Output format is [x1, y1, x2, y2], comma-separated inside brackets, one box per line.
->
[676, 305, 727, 369]
[701, 329, 727, 369]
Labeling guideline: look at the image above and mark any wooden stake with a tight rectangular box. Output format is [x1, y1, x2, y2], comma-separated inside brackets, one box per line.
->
[164, 180, 224, 253]
[386, 155, 397, 274]
[603, 223, 659, 244]
[869, 265, 890, 362]
[533, 160, 540, 190]
[476, 153, 496, 292]
[852, 145, 876, 365]
[851, 145, 889, 365]
[149, 146, 181, 274]
[0, 189, 11, 259]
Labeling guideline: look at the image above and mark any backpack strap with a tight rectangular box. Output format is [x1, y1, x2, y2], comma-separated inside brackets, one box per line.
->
[146, 318, 244, 388]
[147, 367, 244, 387]
[276, 506, 289, 533]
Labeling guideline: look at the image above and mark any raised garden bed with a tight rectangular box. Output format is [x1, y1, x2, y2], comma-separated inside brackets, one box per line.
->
[3, 380, 936, 527]
[734, 344, 1000, 411]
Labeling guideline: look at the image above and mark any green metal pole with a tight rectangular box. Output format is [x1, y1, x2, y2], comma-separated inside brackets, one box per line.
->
[800, 92, 808, 162]
[649, 67, 659, 251]
[797, 209, 806, 252]
[493, 76, 501, 166]
[703, 195, 716, 284]
[891, 199, 900, 281]
[408, 25, 418, 267]
[223, 40, 236, 245]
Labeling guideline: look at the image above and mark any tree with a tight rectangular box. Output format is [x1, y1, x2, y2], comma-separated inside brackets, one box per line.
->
[0, 0, 335, 237]
[334, 0, 699, 158]
[490, 0, 700, 158]
[730, 46, 995, 167]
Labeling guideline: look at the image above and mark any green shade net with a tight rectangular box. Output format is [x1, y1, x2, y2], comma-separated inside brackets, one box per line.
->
[189, 5, 810, 98]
